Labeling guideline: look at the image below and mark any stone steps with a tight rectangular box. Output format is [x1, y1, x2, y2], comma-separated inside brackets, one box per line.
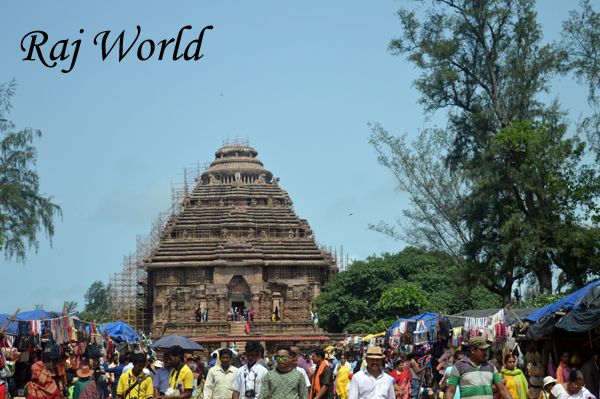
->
[229, 322, 247, 353]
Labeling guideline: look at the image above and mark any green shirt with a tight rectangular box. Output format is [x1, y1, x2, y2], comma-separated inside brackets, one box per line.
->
[447, 358, 501, 399]
[259, 368, 308, 399]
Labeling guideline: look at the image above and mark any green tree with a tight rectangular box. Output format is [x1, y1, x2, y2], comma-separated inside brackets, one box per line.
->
[369, 126, 469, 259]
[0, 80, 61, 262]
[464, 120, 599, 299]
[314, 247, 500, 333]
[561, 0, 600, 164]
[81, 281, 110, 322]
[372, 0, 600, 301]
[376, 283, 429, 319]
[562, 0, 600, 108]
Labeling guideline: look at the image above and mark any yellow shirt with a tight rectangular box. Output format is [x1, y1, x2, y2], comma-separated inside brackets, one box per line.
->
[117, 369, 154, 399]
[169, 364, 194, 391]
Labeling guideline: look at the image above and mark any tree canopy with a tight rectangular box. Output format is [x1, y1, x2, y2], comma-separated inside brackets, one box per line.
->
[314, 247, 501, 333]
[0, 79, 61, 262]
[80, 280, 111, 322]
[370, 0, 600, 303]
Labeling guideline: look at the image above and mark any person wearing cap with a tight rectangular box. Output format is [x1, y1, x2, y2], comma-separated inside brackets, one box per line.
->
[445, 337, 512, 399]
[348, 346, 395, 399]
[203, 348, 237, 399]
[152, 354, 171, 397]
[539, 377, 556, 399]
[73, 364, 94, 399]
[117, 353, 153, 399]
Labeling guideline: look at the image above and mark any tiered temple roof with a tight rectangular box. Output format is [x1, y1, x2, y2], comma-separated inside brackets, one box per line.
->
[146, 143, 336, 348]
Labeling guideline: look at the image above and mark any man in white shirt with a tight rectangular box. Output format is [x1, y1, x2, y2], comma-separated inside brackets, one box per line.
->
[203, 348, 237, 399]
[348, 346, 395, 399]
[232, 341, 268, 399]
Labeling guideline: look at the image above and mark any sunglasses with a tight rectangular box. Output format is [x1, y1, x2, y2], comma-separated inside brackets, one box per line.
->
[275, 356, 288, 361]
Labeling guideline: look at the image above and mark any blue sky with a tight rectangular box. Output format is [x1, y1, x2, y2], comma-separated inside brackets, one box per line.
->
[1, 1, 592, 312]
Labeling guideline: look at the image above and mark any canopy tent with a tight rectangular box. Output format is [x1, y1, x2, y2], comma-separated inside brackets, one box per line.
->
[526, 280, 600, 340]
[388, 312, 439, 331]
[525, 280, 600, 322]
[99, 321, 141, 344]
[362, 332, 386, 341]
[0, 310, 58, 335]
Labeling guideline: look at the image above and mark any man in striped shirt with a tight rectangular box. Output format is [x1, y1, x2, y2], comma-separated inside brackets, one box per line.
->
[445, 337, 512, 399]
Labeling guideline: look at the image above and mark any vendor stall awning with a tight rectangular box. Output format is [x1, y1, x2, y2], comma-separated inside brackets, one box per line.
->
[0, 310, 59, 335]
[388, 312, 439, 331]
[525, 280, 600, 322]
[99, 321, 141, 343]
[362, 332, 385, 341]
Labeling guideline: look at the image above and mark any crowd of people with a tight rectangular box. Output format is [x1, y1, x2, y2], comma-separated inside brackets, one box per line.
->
[3, 338, 599, 399]
[225, 308, 254, 323]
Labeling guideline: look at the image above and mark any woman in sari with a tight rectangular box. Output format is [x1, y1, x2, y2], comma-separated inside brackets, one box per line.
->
[334, 354, 352, 399]
[501, 354, 530, 399]
[27, 356, 61, 399]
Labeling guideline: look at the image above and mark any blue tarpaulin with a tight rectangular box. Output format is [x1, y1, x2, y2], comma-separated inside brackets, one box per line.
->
[389, 311, 439, 331]
[525, 280, 600, 322]
[99, 321, 140, 343]
[0, 310, 57, 335]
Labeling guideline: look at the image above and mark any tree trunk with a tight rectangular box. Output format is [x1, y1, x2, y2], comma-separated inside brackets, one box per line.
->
[501, 272, 514, 306]
[535, 255, 553, 295]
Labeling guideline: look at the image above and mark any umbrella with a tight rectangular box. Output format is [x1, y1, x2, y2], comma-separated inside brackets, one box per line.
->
[150, 335, 204, 351]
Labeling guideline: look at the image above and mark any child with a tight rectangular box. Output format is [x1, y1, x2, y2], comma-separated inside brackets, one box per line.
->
[539, 376, 555, 399]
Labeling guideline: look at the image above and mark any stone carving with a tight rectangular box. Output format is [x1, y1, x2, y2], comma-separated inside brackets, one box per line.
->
[248, 228, 255, 239]
[208, 173, 220, 185]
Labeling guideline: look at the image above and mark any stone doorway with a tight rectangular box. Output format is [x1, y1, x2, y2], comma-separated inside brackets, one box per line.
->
[227, 275, 252, 310]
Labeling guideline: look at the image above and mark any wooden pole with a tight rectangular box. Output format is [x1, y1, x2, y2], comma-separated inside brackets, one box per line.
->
[0, 308, 20, 333]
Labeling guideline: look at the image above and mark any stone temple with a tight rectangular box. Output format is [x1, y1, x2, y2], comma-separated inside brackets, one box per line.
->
[146, 143, 337, 350]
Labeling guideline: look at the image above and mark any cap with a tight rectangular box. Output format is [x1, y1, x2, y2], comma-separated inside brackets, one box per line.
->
[467, 336, 490, 349]
[543, 376, 556, 387]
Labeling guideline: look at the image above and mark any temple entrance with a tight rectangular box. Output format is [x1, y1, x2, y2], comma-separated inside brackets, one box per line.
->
[227, 276, 252, 321]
